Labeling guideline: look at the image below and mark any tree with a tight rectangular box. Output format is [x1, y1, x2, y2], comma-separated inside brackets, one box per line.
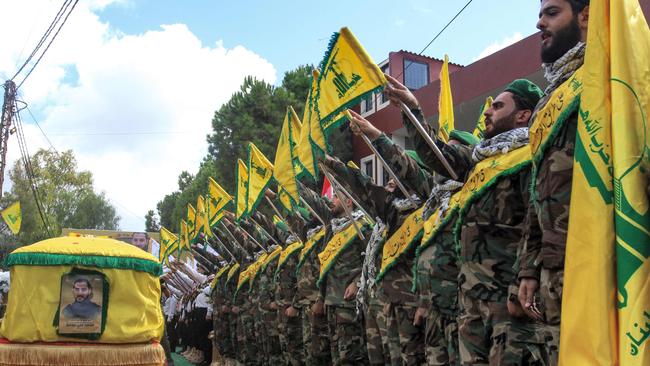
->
[1, 149, 120, 245]
[144, 210, 160, 232]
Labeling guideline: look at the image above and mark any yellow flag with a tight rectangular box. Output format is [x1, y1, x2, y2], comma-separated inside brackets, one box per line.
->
[197, 195, 208, 238]
[247, 142, 274, 214]
[313, 27, 387, 127]
[208, 177, 232, 228]
[560, 1, 650, 365]
[297, 69, 326, 179]
[274, 106, 303, 208]
[437, 54, 454, 142]
[277, 187, 294, 212]
[1, 202, 21, 235]
[179, 220, 190, 254]
[159, 227, 179, 264]
[473, 96, 493, 139]
[187, 203, 197, 243]
[235, 159, 249, 221]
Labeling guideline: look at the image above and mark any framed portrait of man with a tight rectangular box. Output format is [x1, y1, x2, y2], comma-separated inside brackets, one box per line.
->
[55, 269, 108, 339]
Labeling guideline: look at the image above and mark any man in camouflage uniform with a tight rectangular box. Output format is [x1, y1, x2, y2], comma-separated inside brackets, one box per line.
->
[293, 184, 333, 366]
[381, 73, 552, 364]
[300, 184, 370, 366]
[322, 152, 426, 366]
[518, 2, 590, 364]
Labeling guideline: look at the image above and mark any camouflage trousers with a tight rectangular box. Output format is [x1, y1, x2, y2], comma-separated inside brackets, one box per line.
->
[458, 293, 551, 365]
[538, 267, 563, 366]
[254, 309, 270, 365]
[278, 308, 304, 366]
[365, 301, 400, 365]
[425, 308, 459, 366]
[326, 305, 370, 366]
[384, 303, 426, 366]
[215, 312, 235, 358]
[302, 304, 332, 366]
[236, 310, 259, 365]
[262, 309, 283, 365]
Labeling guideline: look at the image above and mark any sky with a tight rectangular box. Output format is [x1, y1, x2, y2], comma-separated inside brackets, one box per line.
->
[0, 0, 542, 232]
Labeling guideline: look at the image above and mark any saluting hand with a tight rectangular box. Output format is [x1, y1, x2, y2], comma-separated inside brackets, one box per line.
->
[384, 74, 419, 109]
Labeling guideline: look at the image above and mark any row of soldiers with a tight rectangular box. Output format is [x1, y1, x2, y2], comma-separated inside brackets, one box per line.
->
[164, 0, 590, 364]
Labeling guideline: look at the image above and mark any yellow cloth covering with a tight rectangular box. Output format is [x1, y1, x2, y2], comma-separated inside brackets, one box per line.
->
[0, 237, 164, 343]
[0, 340, 165, 366]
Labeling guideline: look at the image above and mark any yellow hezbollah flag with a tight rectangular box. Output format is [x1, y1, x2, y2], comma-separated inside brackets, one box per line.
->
[179, 219, 190, 254]
[159, 226, 179, 265]
[473, 96, 493, 139]
[187, 203, 197, 243]
[197, 195, 209, 238]
[1, 201, 21, 235]
[208, 177, 232, 227]
[560, 1, 650, 365]
[437, 54, 454, 142]
[235, 159, 249, 221]
[297, 69, 326, 179]
[277, 187, 294, 212]
[247, 142, 274, 214]
[313, 27, 387, 127]
[274, 107, 302, 208]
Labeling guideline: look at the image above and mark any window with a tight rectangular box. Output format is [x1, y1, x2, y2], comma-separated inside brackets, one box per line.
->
[360, 155, 376, 183]
[378, 62, 390, 107]
[403, 59, 429, 90]
[360, 93, 374, 115]
[377, 163, 390, 186]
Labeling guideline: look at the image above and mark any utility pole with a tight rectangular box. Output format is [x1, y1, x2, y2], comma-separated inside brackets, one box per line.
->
[0, 81, 16, 199]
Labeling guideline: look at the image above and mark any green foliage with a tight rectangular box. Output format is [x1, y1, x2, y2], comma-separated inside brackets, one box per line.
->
[0, 149, 119, 246]
[154, 64, 356, 230]
[144, 210, 160, 232]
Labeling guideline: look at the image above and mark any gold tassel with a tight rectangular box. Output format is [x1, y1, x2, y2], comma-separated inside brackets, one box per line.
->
[0, 342, 165, 365]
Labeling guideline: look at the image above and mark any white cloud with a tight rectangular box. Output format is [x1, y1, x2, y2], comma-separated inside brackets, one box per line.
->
[0, 0, 277, 231]
[474, 32, 524, 61]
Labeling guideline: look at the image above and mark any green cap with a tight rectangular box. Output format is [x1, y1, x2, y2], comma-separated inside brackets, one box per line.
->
[449, 130, 479, 146]
[504, 79, 544, 110]
[405, 150, 430, 171]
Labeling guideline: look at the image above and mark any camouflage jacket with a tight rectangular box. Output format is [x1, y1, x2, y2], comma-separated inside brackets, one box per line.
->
[299, 184, 368, 308]
[520, 67, 583, 278]
[323, 154, 423, 307]
[274, 247, 300, 308]
[372, 134, 459, 313]
[403, 109, 540, 303]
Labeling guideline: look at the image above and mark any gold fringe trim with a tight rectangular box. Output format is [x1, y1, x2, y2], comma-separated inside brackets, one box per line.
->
[0, 342, 165, 365]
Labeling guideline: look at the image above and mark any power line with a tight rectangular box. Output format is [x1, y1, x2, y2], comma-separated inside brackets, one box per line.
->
[46, 131, 206, 136]
[23, 104, 59, 156]
[13, 0, 80, 90]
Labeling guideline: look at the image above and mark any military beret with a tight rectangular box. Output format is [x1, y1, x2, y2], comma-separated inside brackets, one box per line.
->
[449, 130, 479, 146]
[504, 79, 544, 110]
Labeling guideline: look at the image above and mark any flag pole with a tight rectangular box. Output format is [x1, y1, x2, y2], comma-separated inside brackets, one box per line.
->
[319, 162, 374, 224]
[248, 216, 281, 247]
[264, 196, 301, 240]
[210, 236, 236, 262]
[223, 218, 269, 253]
[299, 196, 326, 226]
[218, 221, 253, 257]
[319, 163, 366, 240]
[398, 101, 459, 180]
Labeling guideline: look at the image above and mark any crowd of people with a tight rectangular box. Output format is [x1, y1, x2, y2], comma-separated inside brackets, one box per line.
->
[160, 1, 598, 365]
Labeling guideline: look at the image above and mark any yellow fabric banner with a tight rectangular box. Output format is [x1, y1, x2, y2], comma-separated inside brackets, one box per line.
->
[235, 159, 249, 221]
[297, 69, 323, 179]
[211, 264, 231, 289]
[179, 220, 190, 254]
[208, 178, 232, 227]
[226, 262, 240, 284]
[277, 188, 293, 212]
[472, 96, 493, 139]
[248, 252, 268, 288]
[378, 207, 425, 280]
[247, 143, 274, 214]
[196, 195, 208, 238]
[560, 1, 650, 364]
[420, 192, 461, 249]
[437, 54, 454, 142]
[298, 227, 326, 267]
[159, 227, 179, 264]
[262, 246, 283, 271]
[187, 204, 197, 243]
[318, 217, 371, 284]
[313, 27, 387, 127]
[1, 202, 21, 235]
[274, 107, 302, 209]
[276, 241, 303, 275]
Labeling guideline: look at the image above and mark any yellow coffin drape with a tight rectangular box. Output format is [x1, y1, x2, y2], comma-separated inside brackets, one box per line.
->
[0, 237, 164, 344]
